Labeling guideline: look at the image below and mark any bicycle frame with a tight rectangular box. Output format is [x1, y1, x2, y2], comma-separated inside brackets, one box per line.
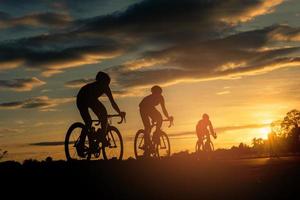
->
[87, 114, 125, 144]
[91, 114, 125, 130]
[150, 118, 174, 130]
[196, 134, 214, 152]
[92, 114, 125, 125]
[145, 119, 173, 148]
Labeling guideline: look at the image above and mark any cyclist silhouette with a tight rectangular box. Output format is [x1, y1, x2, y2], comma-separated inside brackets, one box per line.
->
[196, 113, 217, 145]
[139, 85, 172, 155]
[76, 71, 125, 157]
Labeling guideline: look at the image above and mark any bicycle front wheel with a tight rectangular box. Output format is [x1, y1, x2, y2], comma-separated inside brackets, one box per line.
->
[65, 122, 90, 161]
[155, 131, 171, 158]
[102, 126, 123, 160]
[134, 129, 146, 159]
[204, 140, 214, 152]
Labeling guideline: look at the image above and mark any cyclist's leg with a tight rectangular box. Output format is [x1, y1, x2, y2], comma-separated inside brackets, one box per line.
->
[139, 108, 151, 150]
[197, 133, 203, 151]
[78, 100, 91, 130]
[205, 133, 212, 151]
[76, 100, 91, 156]
[90, 100, 108, 138]
[149, 109, 162, 133]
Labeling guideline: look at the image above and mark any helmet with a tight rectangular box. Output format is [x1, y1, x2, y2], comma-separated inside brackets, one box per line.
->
[202, 113, 209, 120]
[96, 71, 111, 85]
[151, 85, 162, 95]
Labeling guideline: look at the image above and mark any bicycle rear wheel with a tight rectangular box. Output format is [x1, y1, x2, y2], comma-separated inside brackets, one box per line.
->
[134, 129, 146, 159]
[195, 140, 203, 153]
[65, 122, 90, 161]
[155, 131, 171, 158]
[102, 126, 123, 160]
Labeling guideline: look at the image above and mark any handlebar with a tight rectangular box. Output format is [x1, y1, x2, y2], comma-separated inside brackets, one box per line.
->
[152, 116, 174, 128]
[93, 112, 126, 125]
[109, 112, 126, 124]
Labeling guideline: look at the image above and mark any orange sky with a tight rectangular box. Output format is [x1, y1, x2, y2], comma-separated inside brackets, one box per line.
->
[0, 0, 300, 161]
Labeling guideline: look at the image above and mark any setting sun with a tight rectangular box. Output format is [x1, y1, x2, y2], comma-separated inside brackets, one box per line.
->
[259, 127, 271, 139]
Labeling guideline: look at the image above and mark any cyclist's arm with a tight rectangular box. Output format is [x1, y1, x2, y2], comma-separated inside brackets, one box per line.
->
[160, 96, 169, 119]
[105, 87, 121, 114]
[208, 121, 214, 135]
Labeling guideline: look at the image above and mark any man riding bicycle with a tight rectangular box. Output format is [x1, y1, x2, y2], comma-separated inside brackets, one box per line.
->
[196, 113, 217, 145]
[139, 85, 173, 155]
[76, 71, 125, 157]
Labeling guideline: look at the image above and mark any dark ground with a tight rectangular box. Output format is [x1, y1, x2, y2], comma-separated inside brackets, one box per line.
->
[1, 156, 300, 199]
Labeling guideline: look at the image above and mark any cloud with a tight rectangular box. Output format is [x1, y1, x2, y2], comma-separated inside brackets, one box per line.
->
[0, 96, 74, 111]
[29, 141, 66, 146]
[32, 121, 65, 127]
[168, 123, 269, 138]
[0, 0, 298, 93]
[108, 25, 300, 89]
[216, 91, 230, 95]
[0, 128, 22, 134]
[0, 12, 72, 29]
[0, 0, 288, 77]
[64, 78, 94, 88]
[64, 77, 145, 98]
[77, 0, 284, 39]
[217, 0, 284, 24]
[0, 77, 45, 91]
[0, 42, 123, 76]
[269, 25, 300, 42]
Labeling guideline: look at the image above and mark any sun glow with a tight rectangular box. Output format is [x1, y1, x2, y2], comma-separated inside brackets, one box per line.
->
[259, 127, 271, 139]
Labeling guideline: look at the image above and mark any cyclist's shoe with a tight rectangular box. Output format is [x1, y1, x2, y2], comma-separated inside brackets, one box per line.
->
[143, 144, 156, 157]
[150, 143, 157, 154]
[142, 144, 152, 157]
[76, 142, 87, 158]
[102, 139, 110, 147]
[97, 129, 110, 147]
[101, 137, 110, 147]
[143, 149, 151, 157]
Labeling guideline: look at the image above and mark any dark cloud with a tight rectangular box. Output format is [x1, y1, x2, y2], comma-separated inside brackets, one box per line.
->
[108, 25, 300, 89]
[269, 24, 300, 41]
[77, 0, 284, 41]
[1, 0, 299, 87]
[0, 12, 72, 29]
[0, 77, 45, 91]
[0, 96, 74, 111]
[0, 41, 123, 75]
[64, 78, 94, 88]
[0, 11, 10, 20]
[0, 0, 137, 19]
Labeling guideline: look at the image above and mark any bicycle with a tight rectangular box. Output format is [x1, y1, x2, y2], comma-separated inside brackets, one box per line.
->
[195, 132, 216, 154]
[134, 117, 174, 159]
[65, 113, 126, 161]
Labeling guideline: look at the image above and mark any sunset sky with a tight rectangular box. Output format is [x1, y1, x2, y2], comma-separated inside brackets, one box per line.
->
[0, 0, 300, 161]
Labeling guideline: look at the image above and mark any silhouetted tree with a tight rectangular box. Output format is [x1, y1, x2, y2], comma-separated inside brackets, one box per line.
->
[251, 137, 267, 154]
[281, 109, 300, 152]
[281, 109, 300, 137]
[271, 120, 283, 136]
[252, 138, 263, 147]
